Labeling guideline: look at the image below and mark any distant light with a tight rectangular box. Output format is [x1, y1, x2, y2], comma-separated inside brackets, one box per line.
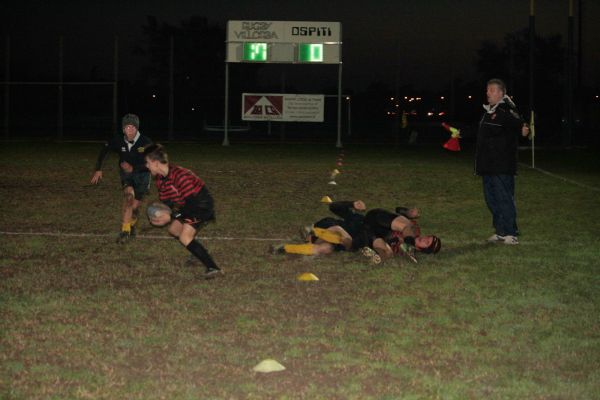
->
[427, 112, 434, 117]
[390, 97, 394, 101]
[346, 96, 350, 100]
[404, 96, 408, 100]
[596, 95, 599, 99]
[416, 97, 422, 101]
[191, 107, 195, 111]
[152, 94, 157, 98]
[395, 104, 399, 108]
[440, 96, 445, 100]
[438, 111, 446, 116]
[468, 95, 472, 99]
[186, 76, 190, 80]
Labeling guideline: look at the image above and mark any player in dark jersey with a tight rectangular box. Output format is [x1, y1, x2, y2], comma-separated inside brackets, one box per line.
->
[143, 144, 222, 279]
[364, 207, 442, 263]
[270, 200, 376, 259]
[90, 114, 153, 243]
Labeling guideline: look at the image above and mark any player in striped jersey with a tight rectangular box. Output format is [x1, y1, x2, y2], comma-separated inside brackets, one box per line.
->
[143, 144, 222, 279]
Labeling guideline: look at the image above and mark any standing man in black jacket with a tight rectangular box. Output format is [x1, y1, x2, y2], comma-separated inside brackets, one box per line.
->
[475, 79, 530, 245]
[90, 114, 153, 243]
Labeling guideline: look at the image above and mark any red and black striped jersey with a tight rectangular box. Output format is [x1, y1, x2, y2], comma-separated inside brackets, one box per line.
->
[154, 164, 205, 207]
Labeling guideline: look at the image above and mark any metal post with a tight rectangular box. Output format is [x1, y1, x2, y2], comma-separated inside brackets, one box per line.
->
[336, 62, 342, 148]
[112, 35, 118, 134]
[168, 35, 174, 141]
[566, 0, 574, 146]
[222, 62, 229, 146]
[531, 110, 536, 168]
[577, 0, 582, 88]
[347, 96, 351, 137]
[4, 36, 9, 140]
[529, 0, 535, 164]
[280, 71, 285, 143]
[57, 36, 64, 140]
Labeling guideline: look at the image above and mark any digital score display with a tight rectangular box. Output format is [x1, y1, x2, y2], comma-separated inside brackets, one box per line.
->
[298, 44, 323, 62]
[243, 43, 268, 61]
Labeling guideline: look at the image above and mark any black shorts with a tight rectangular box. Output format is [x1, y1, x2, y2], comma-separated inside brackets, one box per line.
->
[314, 217, 343, 229]
[364, 209, 396, 238]
[175, 187, 215, 229]
[120, 171, 151, 201]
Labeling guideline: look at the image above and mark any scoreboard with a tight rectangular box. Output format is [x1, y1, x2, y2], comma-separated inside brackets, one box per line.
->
[227, 21, 341, 64]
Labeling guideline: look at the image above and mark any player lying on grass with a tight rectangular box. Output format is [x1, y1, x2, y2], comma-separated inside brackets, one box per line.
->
[270, 200, 375, 258]
[143, 144, 222, 279]
[271, 201, 441, 264]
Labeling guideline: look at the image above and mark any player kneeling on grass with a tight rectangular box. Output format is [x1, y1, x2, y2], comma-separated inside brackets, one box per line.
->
[143, 144, 222, 279]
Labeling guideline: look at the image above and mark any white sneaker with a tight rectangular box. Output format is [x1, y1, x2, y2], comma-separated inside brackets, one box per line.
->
[487, 234, 505, 243]
[503, 235, 519, 245]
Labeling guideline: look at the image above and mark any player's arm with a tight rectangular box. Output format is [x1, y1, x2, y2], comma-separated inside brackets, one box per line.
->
[90, 143, 112, 184]
[395, 206, 420, 219]
[329, 200, 363, 219]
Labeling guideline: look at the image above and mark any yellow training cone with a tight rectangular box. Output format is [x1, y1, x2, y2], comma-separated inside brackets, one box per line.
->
[253, 359, 286, 373]
[331, 169, 340, 176]
[328, 181, 337, 185]
[297, 272, 319, 281]
[320, 195, 333, 203]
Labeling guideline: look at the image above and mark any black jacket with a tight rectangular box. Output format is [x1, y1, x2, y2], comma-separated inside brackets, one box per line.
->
[475, 102, 524, 175]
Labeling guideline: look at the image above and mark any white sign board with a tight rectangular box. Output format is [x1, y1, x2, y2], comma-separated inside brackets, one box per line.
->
[242, 93, 324, 122]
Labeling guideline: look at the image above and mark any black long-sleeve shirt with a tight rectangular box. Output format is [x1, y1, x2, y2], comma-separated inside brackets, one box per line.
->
[94, 133, 153, 173]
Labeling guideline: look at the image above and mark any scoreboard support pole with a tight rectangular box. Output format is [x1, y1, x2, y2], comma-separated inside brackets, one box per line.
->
[336, 62, 342, 148]
[223, 62, 230, 146]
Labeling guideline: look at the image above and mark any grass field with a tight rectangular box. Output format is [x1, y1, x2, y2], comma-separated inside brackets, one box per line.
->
[1, 142, 599, 399]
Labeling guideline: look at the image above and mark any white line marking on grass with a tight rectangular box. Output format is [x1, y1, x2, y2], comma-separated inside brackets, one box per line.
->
[0, 231, 288, 242]
[0, 231, 543, 246]
[520, 163, 600, 192]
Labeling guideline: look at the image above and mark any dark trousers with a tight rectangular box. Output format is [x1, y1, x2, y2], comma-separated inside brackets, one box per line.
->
[482, 174, 519, 236]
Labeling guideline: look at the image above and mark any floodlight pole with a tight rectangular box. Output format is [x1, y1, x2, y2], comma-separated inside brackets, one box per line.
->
[3, 35, 9, 140]
[112, 35, 118, 134]
[223, 62, 230, 146]
[529, 0, 536, 167]
[336, 62, 342, 148]
[168, 35, 174, 141]
[57, 36, 64, 141]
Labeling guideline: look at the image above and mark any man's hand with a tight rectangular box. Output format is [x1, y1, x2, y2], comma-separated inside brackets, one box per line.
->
[353, 200, 366, 211]
[521, 123, 530, 137]
[120, 161, 133, 173]
[90, 170, 103, 184]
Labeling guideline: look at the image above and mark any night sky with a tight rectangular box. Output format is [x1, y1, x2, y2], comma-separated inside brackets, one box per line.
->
[2, 0, 599, 92]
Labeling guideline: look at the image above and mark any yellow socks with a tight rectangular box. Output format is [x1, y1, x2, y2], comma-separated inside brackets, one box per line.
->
[121, 222, 131, 233]
[283, 244, 315, 255]
[312, 227, 343, 244]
